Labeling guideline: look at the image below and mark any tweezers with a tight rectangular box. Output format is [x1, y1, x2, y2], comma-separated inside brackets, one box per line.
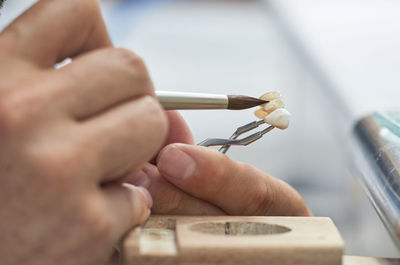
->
[198, 120, 275, 154]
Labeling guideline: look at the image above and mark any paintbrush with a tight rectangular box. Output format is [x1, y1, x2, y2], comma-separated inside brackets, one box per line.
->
[156, 91, 268, 110]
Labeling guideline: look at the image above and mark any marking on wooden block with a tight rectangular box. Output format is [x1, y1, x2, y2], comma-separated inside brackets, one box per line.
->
[189, 221, 291, 236]
[139, 228, 177, 256]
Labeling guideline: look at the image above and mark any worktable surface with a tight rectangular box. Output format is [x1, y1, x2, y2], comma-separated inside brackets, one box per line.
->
[345, 256, 400, 265]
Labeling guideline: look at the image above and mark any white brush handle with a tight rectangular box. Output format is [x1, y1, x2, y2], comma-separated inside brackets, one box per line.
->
[156, 91, 228, 110]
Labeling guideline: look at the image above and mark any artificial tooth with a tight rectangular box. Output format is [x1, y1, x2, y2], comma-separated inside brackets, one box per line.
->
[255, 108, 268, 119]
[259, 91, 281, 102]
[263, 98, 285, 113]
[263, 108, 291, 130]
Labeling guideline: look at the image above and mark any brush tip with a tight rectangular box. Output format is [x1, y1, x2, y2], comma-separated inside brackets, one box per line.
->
[227, 95, 268, 110]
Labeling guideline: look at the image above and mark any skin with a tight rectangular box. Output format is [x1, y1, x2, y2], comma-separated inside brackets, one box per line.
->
[0, 1, 166, 265]
[0, 1, 311, 265]
[128, 111, 311, 217]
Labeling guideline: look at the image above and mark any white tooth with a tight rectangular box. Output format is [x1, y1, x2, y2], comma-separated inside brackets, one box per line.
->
[259, 91, 281, 101]
[263, 98, 285, 113]
[264, 108, 291, 130]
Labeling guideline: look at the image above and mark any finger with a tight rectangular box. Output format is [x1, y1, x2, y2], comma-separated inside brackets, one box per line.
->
[2, 0, 111, 67]
[157, 144, 312, 216]
[126, 163, 225, 215]
[103, 183, 152, 244]
[55, 47, 154, 119]
[82, 96, 168, 183]
[164, 111, 195, 145]
[151, 111, 194, 164]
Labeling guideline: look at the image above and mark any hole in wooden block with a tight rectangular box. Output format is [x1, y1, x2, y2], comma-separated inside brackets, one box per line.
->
[139, 218, 178, 256]
[189, 221, 291, 236]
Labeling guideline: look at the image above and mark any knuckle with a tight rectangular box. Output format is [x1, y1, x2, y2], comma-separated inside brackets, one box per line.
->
[204, 167, 227, 196]
[27, 142, 88, 185]
[0, 90, 41, 133]
[214, 156, 231, 177]
[112, 48, 147, 71]
[71, 0, 102, 19]
[86, 0, 102, 10]
[185, 153, 230, 198]
[202, 155, 231, 193]
[1, 24, 20, 49]
[110, 48, 153, 93]
[249, 182, 276, 215]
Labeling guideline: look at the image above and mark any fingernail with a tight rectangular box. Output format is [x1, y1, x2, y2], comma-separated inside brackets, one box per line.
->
[157, 146, 196, 180]
[136, 187, 153, 209]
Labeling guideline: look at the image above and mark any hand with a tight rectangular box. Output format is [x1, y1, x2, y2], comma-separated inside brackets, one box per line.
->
[128, 118, 312, 216]
[0, 1, 167, 265]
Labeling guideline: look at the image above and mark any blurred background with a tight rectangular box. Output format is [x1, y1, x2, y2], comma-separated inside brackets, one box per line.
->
[2, 0, 400, 258]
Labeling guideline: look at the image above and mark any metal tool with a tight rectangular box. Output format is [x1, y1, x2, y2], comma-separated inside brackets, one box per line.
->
[198, 120, 275, 154]
[352, 112, 400, 249]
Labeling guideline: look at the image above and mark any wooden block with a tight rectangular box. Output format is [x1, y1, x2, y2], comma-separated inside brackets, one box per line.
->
[122, 216, 344, 265]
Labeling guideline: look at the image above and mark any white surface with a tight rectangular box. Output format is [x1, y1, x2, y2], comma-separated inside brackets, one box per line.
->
[268, 0, 400, 119]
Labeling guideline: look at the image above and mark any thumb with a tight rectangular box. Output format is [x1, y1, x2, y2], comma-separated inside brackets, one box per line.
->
[157, 144, 311, 216]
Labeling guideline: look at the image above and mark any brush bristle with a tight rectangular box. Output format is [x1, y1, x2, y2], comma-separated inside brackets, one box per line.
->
[227, 95, 268, 110]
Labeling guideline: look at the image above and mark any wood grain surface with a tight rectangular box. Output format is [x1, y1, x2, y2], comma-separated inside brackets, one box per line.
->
[123, 215, 344, 265]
